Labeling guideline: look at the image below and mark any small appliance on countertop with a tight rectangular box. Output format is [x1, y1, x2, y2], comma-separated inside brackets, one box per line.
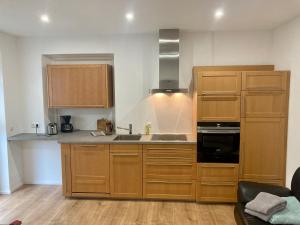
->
[97, 118, 113, 135]
[60, 115, 73, 133]
[47, 123, 58, 135]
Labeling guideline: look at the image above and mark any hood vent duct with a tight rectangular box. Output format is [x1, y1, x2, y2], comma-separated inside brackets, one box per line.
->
[151, 29, 188, 94]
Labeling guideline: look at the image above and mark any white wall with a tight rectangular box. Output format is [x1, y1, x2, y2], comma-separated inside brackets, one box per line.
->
[17, 31, 272, 134]
[8, 30, 273, 186]
[272, 17, 300, 187]
[0, 32, 23, 193]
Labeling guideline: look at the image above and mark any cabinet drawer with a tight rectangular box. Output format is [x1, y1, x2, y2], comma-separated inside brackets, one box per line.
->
[196, 181, 237, 202]
[197, 163, 239, 182]
[143, 180, 196, 200]
[144, 163, 196, 180]
[143, 145, 196, 163]
[242, 71, 289, 91]
[197, 71, 241, 95]
[241, 91, 288, 118]
[197, 96, 240, 122]
[110, 144, 141, 152]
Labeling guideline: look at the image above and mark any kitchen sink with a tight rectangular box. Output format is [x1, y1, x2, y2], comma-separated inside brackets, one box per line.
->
[113, 134, 142, 141]
[151, 134, 187, 141]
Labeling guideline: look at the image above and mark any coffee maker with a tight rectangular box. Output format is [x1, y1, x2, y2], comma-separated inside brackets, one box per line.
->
[60, 115, 73, 133]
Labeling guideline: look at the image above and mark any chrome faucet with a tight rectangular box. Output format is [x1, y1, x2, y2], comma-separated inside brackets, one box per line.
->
[117, 124, 132, 134]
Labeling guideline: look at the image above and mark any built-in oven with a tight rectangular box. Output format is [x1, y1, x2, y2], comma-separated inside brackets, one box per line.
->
[197, 122, 240, 163]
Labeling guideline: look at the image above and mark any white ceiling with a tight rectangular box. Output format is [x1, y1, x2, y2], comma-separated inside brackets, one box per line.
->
[1, 0, 300, 37]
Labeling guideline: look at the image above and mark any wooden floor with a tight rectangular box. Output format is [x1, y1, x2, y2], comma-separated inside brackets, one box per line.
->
[0, 185, 236, 225]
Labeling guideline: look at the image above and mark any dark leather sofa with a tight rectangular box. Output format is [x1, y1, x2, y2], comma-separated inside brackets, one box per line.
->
[234, 167, 300, 225]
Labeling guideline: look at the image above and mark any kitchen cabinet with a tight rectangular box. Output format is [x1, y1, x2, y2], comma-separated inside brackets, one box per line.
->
[197, 71, 241, 95]
[109, 145, 142, 198]
[241, 91, 288, 118]
[239, 118, 287, 182]
[197, 95, 240, 122]
[143, 144, 196, 200]
[239, 70, 289, 186]
[196, 163, 238, 202]
[143, 180, 196, 200]
[47, 64, 113, 108]
[70, 144, 110, 194]
[195, 70, 241, 122]
[242, 71, 289, 91]
[196, 181, 237, 202]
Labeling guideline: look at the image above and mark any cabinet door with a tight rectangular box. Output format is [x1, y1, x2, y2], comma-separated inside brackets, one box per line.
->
[110, 145, 142, 198]
[241, 91, 288, 118]
[71, 144, 109, 193]
[47, 64, 112, 108]
[240, 118, 287, 181]
[197, 96, 240, 122]
[197, 71, 241, 95]
[242, 71, 289, 91]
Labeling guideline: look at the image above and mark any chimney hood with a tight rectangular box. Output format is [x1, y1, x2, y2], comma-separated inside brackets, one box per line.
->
[151, 29, 188, 94]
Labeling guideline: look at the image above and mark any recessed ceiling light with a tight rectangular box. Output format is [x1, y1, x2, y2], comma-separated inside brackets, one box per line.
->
[40, 14, 50, 23]
[125, 12, 134, 21]
[214, 9, 224, 19]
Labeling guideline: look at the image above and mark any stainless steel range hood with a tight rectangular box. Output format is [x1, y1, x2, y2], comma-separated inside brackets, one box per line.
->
[151, 29, 188, 94]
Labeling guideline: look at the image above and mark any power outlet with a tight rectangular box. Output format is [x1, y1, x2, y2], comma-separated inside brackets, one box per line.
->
[31, 123, 39, 128]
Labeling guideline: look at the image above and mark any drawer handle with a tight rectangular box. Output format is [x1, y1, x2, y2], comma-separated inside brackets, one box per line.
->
[146, 157, 192, 160]
[145, 163, 193, 166]
[111, 153, 139, 156]
[147, 181, 192, 184]
[79, 145, 97, 147]
[200, 182, 235, 186]
[147, 148, 177, 151]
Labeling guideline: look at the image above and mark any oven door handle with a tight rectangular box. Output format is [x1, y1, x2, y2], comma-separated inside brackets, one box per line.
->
[198, 130, 240, 134]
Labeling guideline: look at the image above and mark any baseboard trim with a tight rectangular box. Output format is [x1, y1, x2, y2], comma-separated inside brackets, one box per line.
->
[23, 181, 62, 185]
[10, 183, 24, 193]
[0, 189, 11, 195]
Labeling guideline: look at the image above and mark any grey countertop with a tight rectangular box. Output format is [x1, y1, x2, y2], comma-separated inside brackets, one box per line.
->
[8, 131, 197, 144]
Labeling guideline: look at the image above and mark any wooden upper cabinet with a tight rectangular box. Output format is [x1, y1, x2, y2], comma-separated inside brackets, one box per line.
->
[197, 95, 240, 122]
[197, 71, 241, 95]
[109, 145, 142, 198]
[241, 91, 288, 118]
[71, 144, 109, 193]
[239, 118, 286, 181]
[242, 71, 290, 91]
[47, 64, 113, 108]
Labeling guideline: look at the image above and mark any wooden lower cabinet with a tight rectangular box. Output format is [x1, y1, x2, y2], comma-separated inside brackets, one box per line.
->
[196, 163, 239, 203]
[143, 145, 197, 200]
[62, 143, 198, 201]
[143, 180, 196, 200]
[197, 163, 239, 182]
[71, 144, 110, 194]
[196, 181, 237, 202]
[109, 145, 142, 198]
